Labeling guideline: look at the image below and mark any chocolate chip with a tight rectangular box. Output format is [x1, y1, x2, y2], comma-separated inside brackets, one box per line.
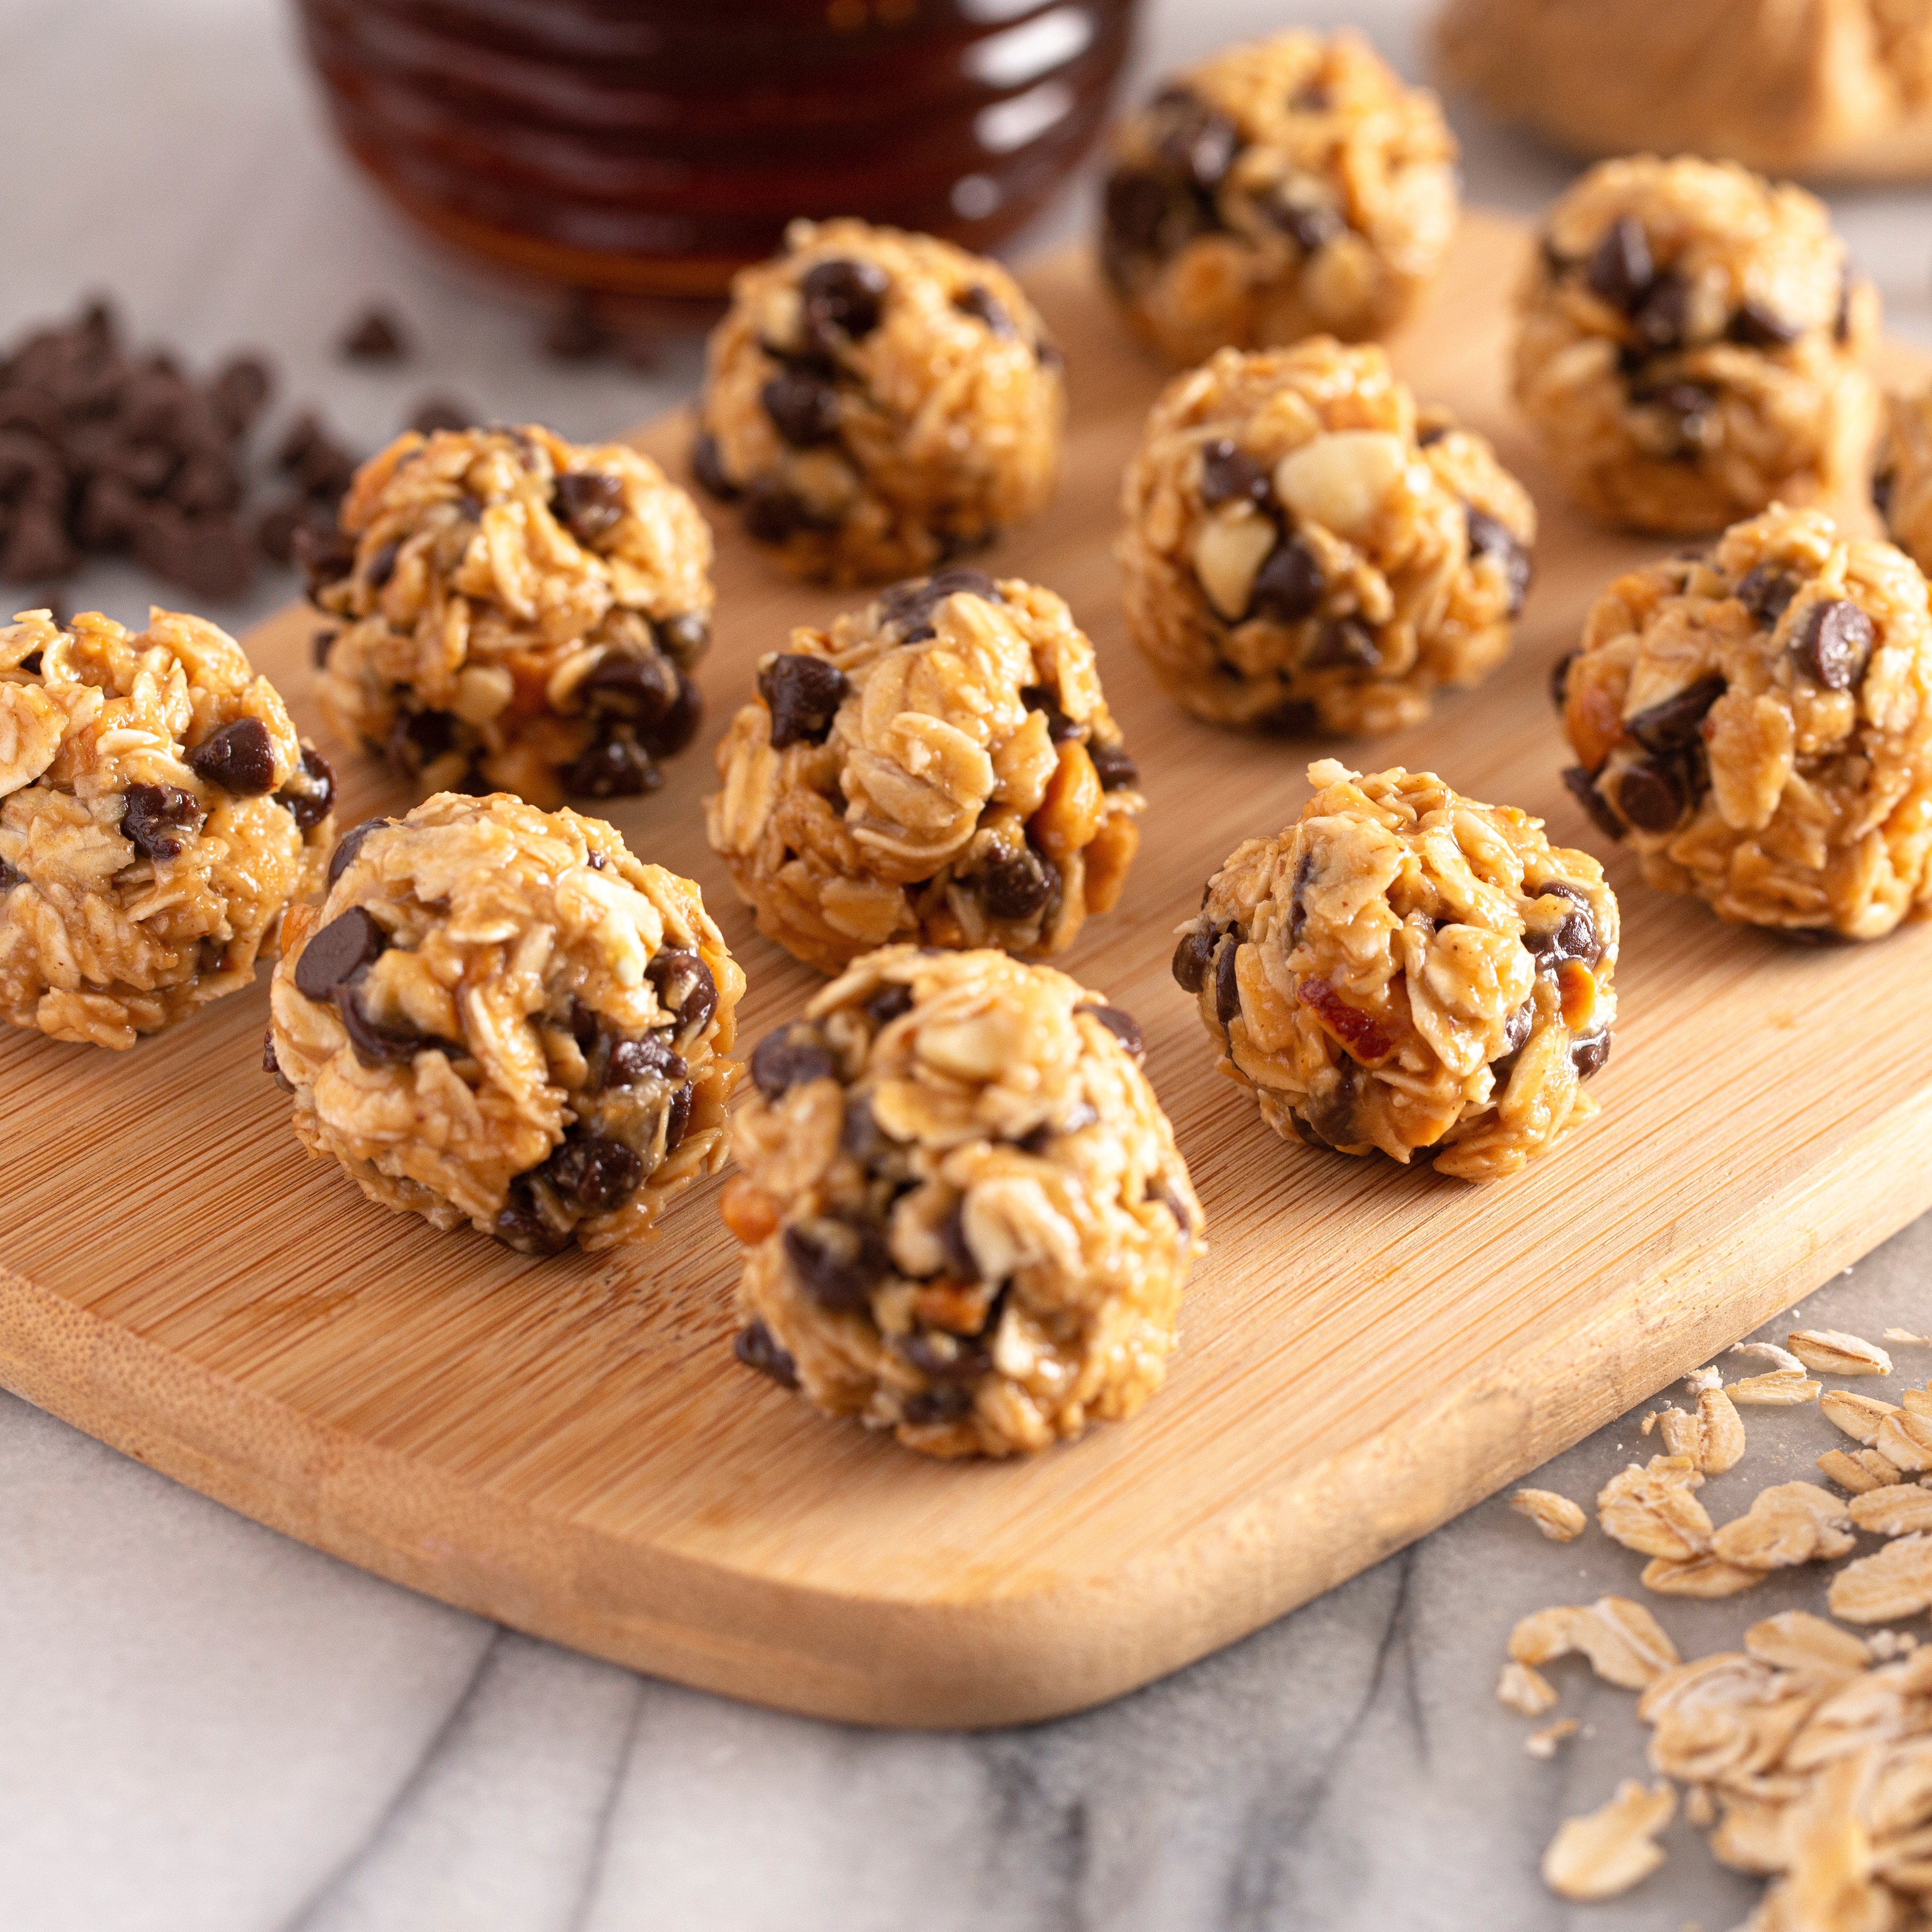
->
[606, 1033, 687, 1087]
[784, 1213, 890, 1312]
[1496, 1000, 1535, 1067]
[751, 1023, 835, 1099]
[340, 305, 406, 361]
[1102, 170, 1179, 262]
[552, 470, 625, 544]
[690, 431, 739, 502]
[583, 649, 679, 727]
[1874, 471, 1895, 524]
[1273, 201, 1344, 254]
[1523, 883, 1598, 969]
[293, 523, 356, 599]
[187, 717, 276, 794]
[360, 540, 398, 591]
[864, 983, 914, 1030]
[1214, 933, 1242, 1026]
[1082, 1003, 1144, 1061]
[1571, 1030, 1612, 1079]
[638, 671, 701, 759]
[645, 947, 717, 1040]
[1304, 616, 1379, 671]
[1549, 649, 1578, 710]
[1090, 741, 1139, 791]
[1614, 757, 1691, 834]
[800, 257, 888, 345]
[388, 705, 458, 777]
[326, 816, 392, 888]
[276, 745, 336, 834]
[954, 285, 1014, 337]
[1153, 92, 1240, 190]
[1199, 438, 1271, 509]
[118, 782, 202, 862]
[759, 653, 848, 748]
[735, 1319, 799, 1389]
[542, 289, 611, 362]
[1634, 381, 1716, 448]
[210, 355, 271, 435]
[1631, 267, 1689, 351]
[840, 1094, 891, 1168]
[903, 1385, 975, 1425]
[564, 729, 660, 799]
[741, 480, 820, 545]
[664, 1082, 693, 1151]
[494, 1189, 571, 1256]
[1248, 538, 1325, 623]
[1586, 217, 1653, 313]
[1, 503, 78, 582]
[1737, 564, 1801, 627]
[294, 906, 388, 1000]
[875, 565, 1000, 642]
[656, 611, 709, 664]
[1628, 674, 1725, 752]
[1836, 271, 1854, 344]
[407, 395, 473, 436]
[901, 1330, 991, 1385]
[543, 1132, 642, 1212]
[761, 369, 841, 449]
[979, 846, 1056, 920]
[263, 1027, 293, 1093]
[0, 856, 21, 890]
[1790, 598, 1874, 691]
[1562, 765, 1625, 842]
[1731, 300, 1801, 348]
[1258, 697, 1319, 735]
[1466, 508, 1532, 615]
[1171, 927, 1215, 993]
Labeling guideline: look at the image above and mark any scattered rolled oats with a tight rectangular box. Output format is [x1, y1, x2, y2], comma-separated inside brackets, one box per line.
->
[1599, 1455, 1715, 1560]
[1818, 1448, 1907, 1495]
[1710, 1484, 1856, 1571]
[1642, 1553, 1767, 1599]
[1542, 1779, 1676, 1901]
[1525, 1716, 1580, 1759]
[1511, 1488, 1588, 1542]
[1874, 1405, 1932, 1474]
[1829, 1535, 1932, 1624]
[1848, 1486, 1932, 1538]
[1734, 1343, 1809, 1375]
[1883, 1331, 1932, 1347]
[1498, 1658, 1561, 1716]
[1650, 1391, 1750, 1474]
[1743, 1612, 1871, 1683]
[1729, 1371, 1823, 1408]
[1822, 1390, 1902, 1446]
[1787, 1330, 1895, 1378]
[1508, 1595, 1680, 1689]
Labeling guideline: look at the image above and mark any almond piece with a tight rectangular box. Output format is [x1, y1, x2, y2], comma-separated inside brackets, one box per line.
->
[1271, 430, 1409, 541]
[1189, 506, 1278, 622]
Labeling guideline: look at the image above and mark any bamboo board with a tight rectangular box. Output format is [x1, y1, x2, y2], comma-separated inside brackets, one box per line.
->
[6, 212, 1932, 1730]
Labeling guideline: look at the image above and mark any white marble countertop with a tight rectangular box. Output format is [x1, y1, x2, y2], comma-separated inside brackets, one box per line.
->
[8, 3, 1932, 1927]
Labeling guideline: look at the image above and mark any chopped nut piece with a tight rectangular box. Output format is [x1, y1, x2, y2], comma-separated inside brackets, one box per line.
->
[1821, 1390, 1902, 1446]
[1511, 1488, 1588, 1542]
[1711, 1483, 1856, 1571]
[1599, 1455, 1715, 1559]
[1849, 1485, 1932, 1538]
[1817, 1447, 1904, 1494]
[1525, 1716, 1581, 1759]
[1729, 1370, 1823, 1407]
[1642, 1553, 1767, 1598]
[1509, 1595, 1680, 1688]
[1787, 1329, 1894, 1377]
[1829, 1534, 1932, 1623]
[1542, 1779, 1676, 1901]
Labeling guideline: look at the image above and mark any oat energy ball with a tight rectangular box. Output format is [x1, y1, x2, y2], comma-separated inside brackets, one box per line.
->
[1099, 31, 1460, 366]
[1873, 384, 1932, 575]
[312, 424, 713, 810]
[1514, 156, 1879, 535]
[690, 219, 1065, 585]
[268, 792, 743, 1253]
[722, 946, 1204, 1457]
[707, 568, 1143, 973]
[1174, 762, 1617, 1181]
[1119, 339, 1534, 734]
[0, 606, 334, 1049]
[1558, 507, 1932, 938]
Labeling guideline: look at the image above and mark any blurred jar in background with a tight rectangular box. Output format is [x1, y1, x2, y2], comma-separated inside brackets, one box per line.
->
[296, 0, 1140, 295]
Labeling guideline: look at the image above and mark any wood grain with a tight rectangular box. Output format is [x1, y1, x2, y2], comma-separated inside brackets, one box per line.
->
[5, 212, 1931, 1729]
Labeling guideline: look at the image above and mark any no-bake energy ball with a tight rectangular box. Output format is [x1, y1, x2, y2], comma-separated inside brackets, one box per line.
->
[1873, 385, 1932, 576]
[1, 606, 335, 1049]
[690, 218, 1065, 584]
[1174, 762, 1617, 1181]
[268, 792, 743, 1253]
[1099, 31, 1460, 366]
[1558, 507, 1932, 937]
[721, 945, 1204, 1457]
[1119, 339, 1535, 734]
[1513, 156, 1879, 534]
[706, 568, 1143, 973]
[312, 425, 713, 810]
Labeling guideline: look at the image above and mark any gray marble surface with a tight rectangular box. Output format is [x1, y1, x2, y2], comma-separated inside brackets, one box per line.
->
[7, 3, 1932, 1928]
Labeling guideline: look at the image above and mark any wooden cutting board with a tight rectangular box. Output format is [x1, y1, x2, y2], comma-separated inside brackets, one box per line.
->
[6, 212, 1931, 1729]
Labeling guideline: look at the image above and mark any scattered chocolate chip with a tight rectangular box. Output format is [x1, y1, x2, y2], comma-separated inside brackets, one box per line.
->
[1153, 91, 1240, 190]
[876, 565, 1001, 642]
[294, 906, 388, 1000]
[784, 1213, 890, 1312]
[1248, 537, 1325, 623]
[293, 522, 356, 599]
[407, 395, 474, 436]
[1562, 764, 1626, 842]
[1790, 598, 1874, 691]
[751, 1022, 835, 1099]
[1198, 437, 1271, 508]
[210, 355, 271, 435]
[120, 782, 202, 862]
[934, 1201, 978, 1282]
[864, 983, 914, 1030]
[1466, 508, 1532, 615]
[1273, 200, 1344, 254]
[564, 729, 660, 799]
[1081, 1003, 1144, 1061]
[1586, 217, 1653, 313]
[263, 1027, 293, 1093]
[800, 257, 889, 346]
[637, 670, 701, 758]
[326, 816, 392, 888]
[1614, 757, 1691, 834]
[583, 649, 679, 728]
[1523, 883, 1598, 969]
[187, 717, 276, 794]
[1737, 564, 1801, 627]
[543, 1132, 642, 1212]
[276, 745, 336, 834]
[1171, 927, 1215, 993]
[656, 611, 709, 663]
[1304, 616, 1380, 671]
[903, 1385, 975, 1426]
[735, 1319, 799, 1389]
[1214, 933, 1243, 1026]
[1496, 1000, 1535, 1067]
[690, 430, 739, 502]
[1730, 300, 1801, 348]
[1628, 674, 1725, 752]
[646, 947, 717, 1040]
[954, 285, 1014, 337]
[1090, 741, 1139, 791]
[542, 289, 611, 362]
[759, 653, 848, 748]
[979, 845, 1056, 920]
[761, 369, 841, 449]
[1571, 1030, 1612, 1079]
[605, 1033, 687, 1089]
[552, 470, 625, 544]
[341, 306, 407, 362]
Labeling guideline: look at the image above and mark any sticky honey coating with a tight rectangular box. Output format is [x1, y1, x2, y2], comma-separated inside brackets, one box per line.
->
[0, 606, 335, 1049]
[722, 945, 1204, 1457]
[1099, 30, 1459, 366]
[268, 792, 743, 1253]
[691, 218, 1066, 585]
[705, 568, 1143, 974]
[1174, 762, 1618, 1182]
[1117, 339, 1535, 734]
[1560, 506, 1932, 938]
[313, 424, 714, 811]
[1513, 155, 1880, 535]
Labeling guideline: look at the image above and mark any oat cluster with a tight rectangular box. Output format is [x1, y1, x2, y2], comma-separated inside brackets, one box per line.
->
[706, 569, 1142, 974]
[1174, 761, 1617, 1181]
[692, 219, 1065, 585]
[1514, 155, 1879, 534]
[1560, 506, 1932, 939]
[1100, 30, 1459, 365]
[720, 945, 1203, 1458]
[314, 424, 714, 811]
[268, 792, 743, 1254]
[1117, 338, 1535, 735]
[0, 606, 335, 1049]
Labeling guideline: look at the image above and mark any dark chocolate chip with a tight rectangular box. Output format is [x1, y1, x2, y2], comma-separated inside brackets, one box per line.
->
[1081, 1003, 1144, 1061]
[875, 566, 1001, 642]
[1198, 437, 1271, 509]
[1523, 882, 1598, 969]
[646, 947, 717, 1040]
[1273, 200, 1344, 254]
[1737, 564, 1801, 628]
[1090, 741, 1139, 791]
[1562, 765, 1626, 842]
[311, 626, 337, 669]
[494, 1189, 571, 1256]
[0, 856, 21, 891]
[758, 653, 848, 748]
[583, 649, 679, 727]
[1466, 507, 1532, 616]
[903, 1384, 975, 1425]
[1018, 684, 1077, 741]
[1628, 674, 1725, 752]
[276, 745, 336, 834]
[1585, 217, 1653, 313]
[1874, 471, 1896, 524]
[800, 258, 889, 344]
[954, 285, 1014, 337]
[1731, 300, 1801, 348]
[734, 1319, 799, 1389]
[388, 705, 458, 777]
[1258, 698, 1320, 735]
[901, 1330, 991, 1384]
[1304, 616, 1380, 671]
[362, 541, 399, 591]
[263, 1027, 293, 1093]
[864, 983, 914, 1030]
[979, 846, 1056, 920]
[552, 470, 625, 544]
[542, 289, 611, 362]
[664, 1082, 693, 1152]
[635, 670, 701, 759]
[187, 717, 276, 794]
[292, 523, 356, 600]
[408, 395, 474, 436]
[1247, 537, 1325, 624]
[784, 1213, 890, 1312]
[761, 370, 841, 449]
[120, 782, 202, 862]
[543, 1132, 643, 1212]
[933, 1200, 978, 1282]
[840, 1093, 890, 1167]
[606, 1033, 687, 1087]
[1614, 758, 1690, 834]
[564, 729, 660, 799]
[1634, 381, 1716, 449]
[1790, 598, 1874, 692]
[1571, 1030, 1612, 1079]
[1153, 92, 1240, 190]
[656, 611, 710, 664]
[1172, 927, 1215, 994]
[1496, 1000, 1535, 1066]
[1214, 933, 1242, 1027]
[751, 1022, 835, 1099]
[1102, 169, 1179, 261]
[1549, 648, 1579, 710]
[1632, 267, 1690, 351]
[326, 816, 392, 888]
[690, 430, 739, 502]
[341, 306, 407, 361]
[741, 480, 821, 545]
[294, 906, 388, 1001]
